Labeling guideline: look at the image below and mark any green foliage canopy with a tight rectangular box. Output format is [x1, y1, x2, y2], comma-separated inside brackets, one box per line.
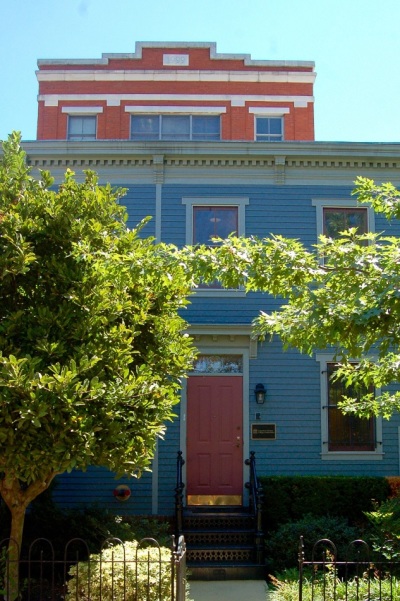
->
[0, 132, 196, 497]
[186, 177, 400, 419]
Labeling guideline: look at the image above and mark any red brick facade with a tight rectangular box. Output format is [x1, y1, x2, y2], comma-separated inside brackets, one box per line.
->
[36, 42, 316, 141]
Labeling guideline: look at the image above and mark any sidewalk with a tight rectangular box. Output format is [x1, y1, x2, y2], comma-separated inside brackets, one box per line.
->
[189, 579, 268, 601]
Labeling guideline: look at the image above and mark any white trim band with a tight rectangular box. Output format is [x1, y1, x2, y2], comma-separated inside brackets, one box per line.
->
[61, 106, 104, 114]
[39, 93, 314, 108]
[125, 105, 227, 114]
[249, 107, 290, 115]
[37, 69, 316, 85]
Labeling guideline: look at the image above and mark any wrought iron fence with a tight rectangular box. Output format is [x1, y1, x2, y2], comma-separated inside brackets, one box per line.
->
[0, 534, 187, 601]
[298, 536, 400, 601]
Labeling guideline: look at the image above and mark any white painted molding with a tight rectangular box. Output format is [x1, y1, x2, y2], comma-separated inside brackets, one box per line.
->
[37, 69, 316, 85]
[125, 105, 227, 114]
[39, 93, 314, 108]
[61, 106, 103, 114]
[249, 107, 290, 115]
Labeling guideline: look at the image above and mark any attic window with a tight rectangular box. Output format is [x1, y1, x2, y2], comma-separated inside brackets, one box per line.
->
[255, 117, 283, 141]
[67, 116, 96, 141]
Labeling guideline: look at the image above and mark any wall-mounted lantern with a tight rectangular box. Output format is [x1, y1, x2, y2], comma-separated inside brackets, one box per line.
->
[254, 383, 266, 404]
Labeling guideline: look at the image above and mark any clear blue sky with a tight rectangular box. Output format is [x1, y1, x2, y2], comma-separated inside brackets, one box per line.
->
[1, 0, 399, 143]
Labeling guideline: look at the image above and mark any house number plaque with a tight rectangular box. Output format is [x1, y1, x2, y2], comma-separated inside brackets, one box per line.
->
[251, 423, 276, 440]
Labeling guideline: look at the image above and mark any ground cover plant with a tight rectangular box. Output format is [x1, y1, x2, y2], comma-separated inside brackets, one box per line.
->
[268, 568, 400, 601]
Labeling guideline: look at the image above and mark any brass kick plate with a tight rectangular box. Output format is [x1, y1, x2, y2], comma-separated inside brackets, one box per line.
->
[187, 495, 242, 506]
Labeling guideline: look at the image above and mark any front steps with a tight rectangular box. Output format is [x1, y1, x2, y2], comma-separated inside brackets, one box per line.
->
[183, 506, 265, 580]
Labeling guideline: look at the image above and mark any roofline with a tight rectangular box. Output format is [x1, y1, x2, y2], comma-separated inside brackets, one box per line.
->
[37, 41, 315, 70]
[20, 139, 400, 159]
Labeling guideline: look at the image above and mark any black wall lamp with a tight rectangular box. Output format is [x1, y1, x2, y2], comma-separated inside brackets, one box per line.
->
[254, 383, 266, 404]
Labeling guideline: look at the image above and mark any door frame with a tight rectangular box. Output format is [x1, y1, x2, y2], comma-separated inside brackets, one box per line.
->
[180, 331, 253, 505]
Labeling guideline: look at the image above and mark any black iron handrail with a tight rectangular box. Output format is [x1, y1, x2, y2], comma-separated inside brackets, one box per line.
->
[245, 451, 264, 565]
[175, 451, 185, 536]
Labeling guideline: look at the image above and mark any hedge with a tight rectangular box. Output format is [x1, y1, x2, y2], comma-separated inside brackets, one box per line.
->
[259, 475, 391, 530]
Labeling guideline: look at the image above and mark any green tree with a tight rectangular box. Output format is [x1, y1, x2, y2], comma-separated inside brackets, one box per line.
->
[187, 177, 400, 419]
[0, 133, 195, 598]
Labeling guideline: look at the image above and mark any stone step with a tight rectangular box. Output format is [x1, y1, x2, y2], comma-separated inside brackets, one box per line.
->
[183, 514, 254, 530]
[187, 545, 254, 563]
[184, 529, 254, 546]
[188, 563, 266, 581]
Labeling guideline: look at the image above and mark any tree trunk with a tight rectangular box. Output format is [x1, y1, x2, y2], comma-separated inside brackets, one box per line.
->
[0, 472, 57, 601]
[3, 505, 25, 601]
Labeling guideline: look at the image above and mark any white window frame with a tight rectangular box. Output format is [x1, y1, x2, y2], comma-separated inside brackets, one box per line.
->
[127, 106, 226, 142]
[249, 107, 288, 142]
[182, 196, 249, 296]
[63, 107, 103, 141]
[316, 353, 383, 461]
[312, 198, 375, 240]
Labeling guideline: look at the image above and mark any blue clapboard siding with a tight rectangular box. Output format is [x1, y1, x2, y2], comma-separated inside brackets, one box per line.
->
[157, 413, 181, 515]
[51, 178, 400, 515]
[121, 185, 156, 235]
[246, 340, 400, 477]
[52, 466, 153, 515]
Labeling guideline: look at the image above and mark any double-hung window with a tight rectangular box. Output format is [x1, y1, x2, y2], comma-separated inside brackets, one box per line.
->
[193, 206, 238, 246]
[326, 363, 375, 452]
[316, 354, 382, 459]
[182, 197, 249, 294]
[312, 198, 375, 247]
[67, 115, 97, 141]
[255, 117, 283, 141]
[130, 115, 220, 141]
[193, 206, 238, 290]
[323, 207, 368, 238]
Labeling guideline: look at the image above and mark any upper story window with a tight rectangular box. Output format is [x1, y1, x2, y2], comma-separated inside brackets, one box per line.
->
[312, 198, 375, 247]
[255, 117, 283, 141]
[182, 196, 249, 295]
[323, 207, 368, 238]
[193, 206, 238, 245]
[326, 363, 375, 452]
[67, 115, 97, 141]
[131, 115, 220, 141]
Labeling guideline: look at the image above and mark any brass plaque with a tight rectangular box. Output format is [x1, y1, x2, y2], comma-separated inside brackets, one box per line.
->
[251, 423, 276, 440]
[187, 495, 242, 506]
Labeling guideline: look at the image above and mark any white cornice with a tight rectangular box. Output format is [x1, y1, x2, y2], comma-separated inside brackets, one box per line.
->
[21, 140, 400, 158]
[36, 69, 316, 84]
[21, 141, 400, 187]
[38, 93, 314, 108]
[37, 41, 315, 70]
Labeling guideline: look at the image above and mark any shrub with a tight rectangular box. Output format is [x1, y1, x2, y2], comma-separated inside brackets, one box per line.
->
[66, 539, 172, 601]
[364, 497, 400, 559]
[265, 514, 360, 571]
[260, 476, 390, 531]
[268, 569, 400, 601]
[387, 477, 400, 498]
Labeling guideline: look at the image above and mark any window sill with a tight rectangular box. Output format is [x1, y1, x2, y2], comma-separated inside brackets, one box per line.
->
[190, 288, 246, 298]
[321, 451, 384, 461]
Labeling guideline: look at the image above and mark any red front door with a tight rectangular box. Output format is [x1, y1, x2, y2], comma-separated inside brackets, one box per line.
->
[186, 375, 243, 505]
